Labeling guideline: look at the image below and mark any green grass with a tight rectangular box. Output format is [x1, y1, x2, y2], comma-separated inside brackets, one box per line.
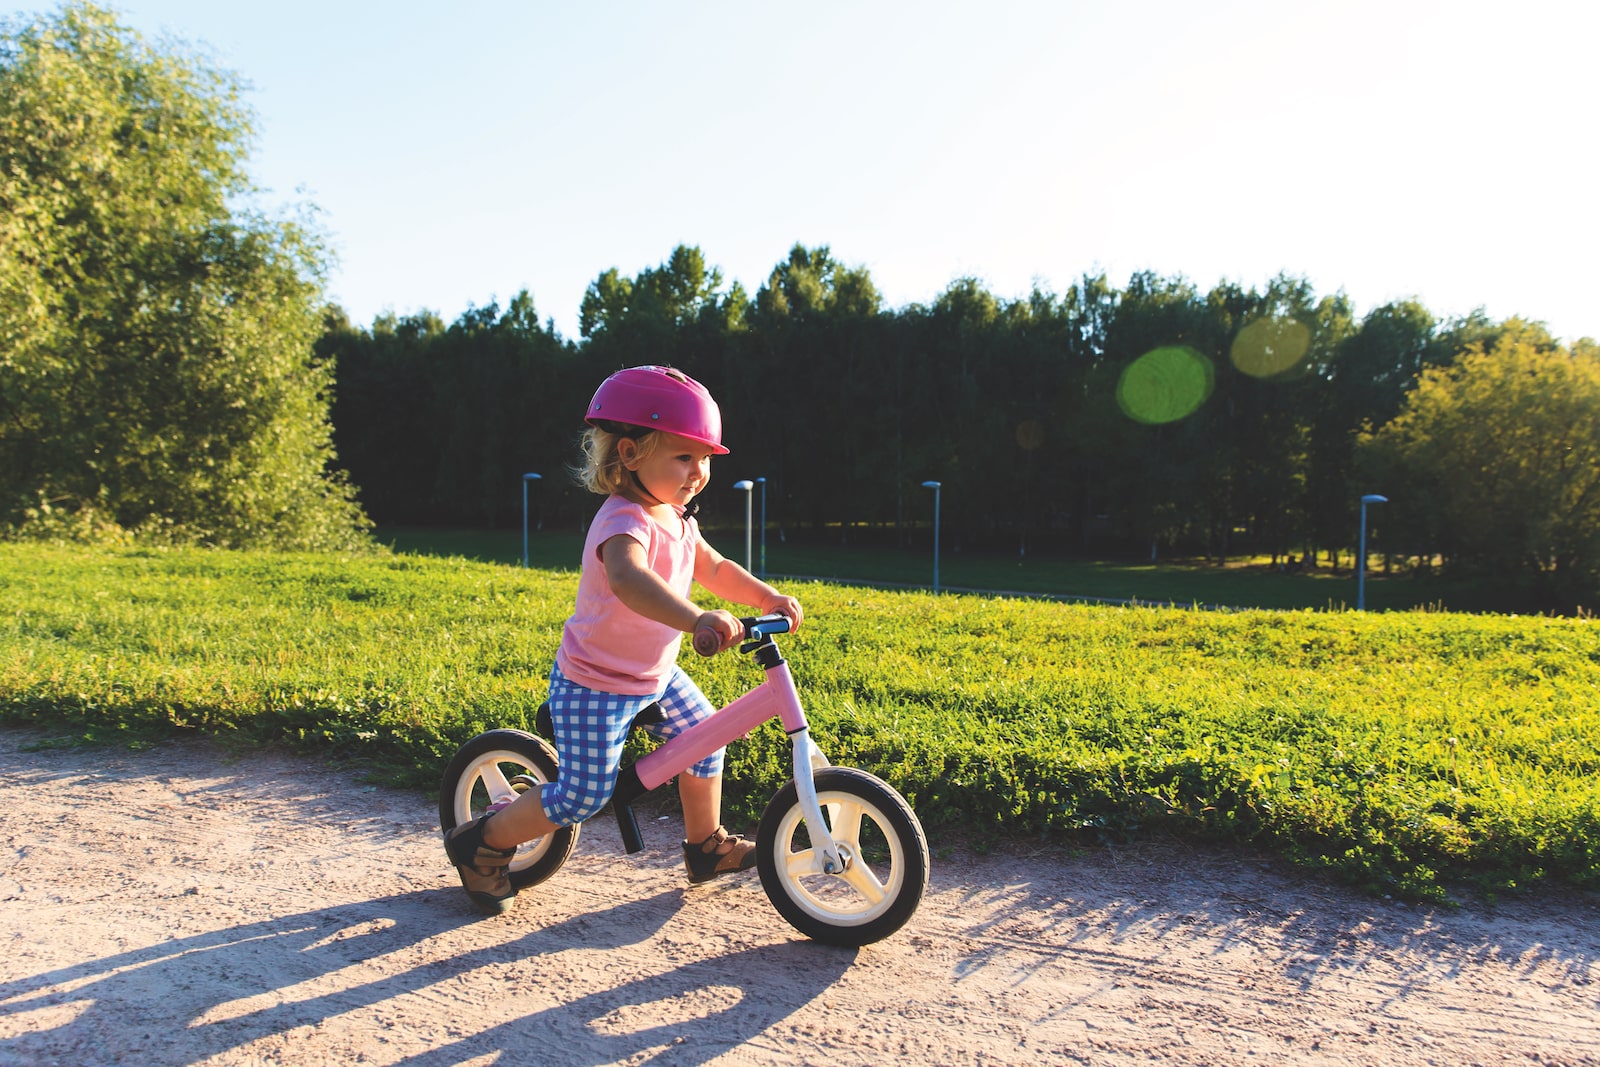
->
[378, 524, 1504, 613]
[4, 541, 1598, 902]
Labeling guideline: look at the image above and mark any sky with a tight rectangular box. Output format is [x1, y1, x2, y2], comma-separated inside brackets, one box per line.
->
[77, 0, 1600, 344]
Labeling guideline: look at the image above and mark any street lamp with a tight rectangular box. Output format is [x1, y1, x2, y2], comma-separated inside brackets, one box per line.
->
[733, 480, 754, 572]
[921, 480, 942, 593]
[755, 476, 767, 579]
[521, 472, 542, 568]
[1357, 493, 1388, 610]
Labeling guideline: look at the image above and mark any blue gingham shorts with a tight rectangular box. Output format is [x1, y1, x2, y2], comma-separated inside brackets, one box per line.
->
[539, 663, 724, 826]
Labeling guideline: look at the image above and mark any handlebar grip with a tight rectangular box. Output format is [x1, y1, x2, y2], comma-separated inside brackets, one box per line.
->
[692, 625, 723, 657]
[695, 614, 789, 656]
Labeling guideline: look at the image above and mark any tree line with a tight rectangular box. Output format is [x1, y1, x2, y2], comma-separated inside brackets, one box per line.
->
[319, 243, 1600, 608]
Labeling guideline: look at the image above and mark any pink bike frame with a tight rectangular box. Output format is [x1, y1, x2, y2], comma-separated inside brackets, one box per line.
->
[631, 660, 806, 791]
[607, 621, 845, 875]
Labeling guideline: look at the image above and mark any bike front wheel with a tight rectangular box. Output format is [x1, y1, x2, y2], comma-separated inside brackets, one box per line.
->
[755, 767, 929, 947]
[439, 729, 578, 889]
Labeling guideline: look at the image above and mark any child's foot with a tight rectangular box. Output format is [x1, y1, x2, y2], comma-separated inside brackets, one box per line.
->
[683, 825, 758, 883]
[444, 814, 517, 914]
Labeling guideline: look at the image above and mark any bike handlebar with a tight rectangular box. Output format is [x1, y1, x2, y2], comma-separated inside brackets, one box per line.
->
[692, 613, 792, 657]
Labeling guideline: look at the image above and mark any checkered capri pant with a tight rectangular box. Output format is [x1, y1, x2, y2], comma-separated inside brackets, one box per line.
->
[539, 663, 724, 826]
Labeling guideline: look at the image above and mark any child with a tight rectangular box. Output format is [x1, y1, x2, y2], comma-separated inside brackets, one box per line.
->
[445, 365, 804, 915]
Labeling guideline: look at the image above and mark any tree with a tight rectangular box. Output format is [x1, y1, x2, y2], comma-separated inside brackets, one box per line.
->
[741, 245, 885, 534]
[754, 244, 881, 321]
[1300, 299, 1422, 565]
[578, 245, 745, 355]
[1359, 326, 1600, 607]
[0, 3, 368, 549]
[322, 295, 581, 528]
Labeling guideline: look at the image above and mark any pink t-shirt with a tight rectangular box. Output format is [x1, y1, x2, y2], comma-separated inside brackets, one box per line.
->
[555, 494, 699, 695]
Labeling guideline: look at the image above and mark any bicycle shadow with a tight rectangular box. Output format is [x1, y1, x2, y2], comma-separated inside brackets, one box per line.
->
[0, 880, 849, 1065]
[391, 939, 855, 1066]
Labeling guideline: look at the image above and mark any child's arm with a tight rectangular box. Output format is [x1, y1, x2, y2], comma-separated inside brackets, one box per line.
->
[599, 535, 803, 654]
[600, 534, 709, 634]
[692, 540, 803, 631]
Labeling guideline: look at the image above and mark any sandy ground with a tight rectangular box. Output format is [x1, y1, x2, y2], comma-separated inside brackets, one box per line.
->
[1, 726, 1596, 1067]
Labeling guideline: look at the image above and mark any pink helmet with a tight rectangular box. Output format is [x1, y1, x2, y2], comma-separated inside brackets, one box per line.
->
[584, 365, 730, 454]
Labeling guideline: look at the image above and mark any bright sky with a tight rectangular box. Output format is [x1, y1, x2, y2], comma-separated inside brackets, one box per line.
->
[99, 0, 1598, 344]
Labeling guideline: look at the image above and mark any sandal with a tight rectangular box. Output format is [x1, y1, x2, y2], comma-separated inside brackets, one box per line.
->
[683, 825, 758, 883]
[444, 813, 517, 914]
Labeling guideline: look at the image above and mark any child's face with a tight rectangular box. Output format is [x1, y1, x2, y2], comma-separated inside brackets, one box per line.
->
[621, 432, 715, 509]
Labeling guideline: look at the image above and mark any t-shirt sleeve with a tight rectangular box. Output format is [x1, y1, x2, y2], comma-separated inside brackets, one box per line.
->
[588, 500, 650, 566]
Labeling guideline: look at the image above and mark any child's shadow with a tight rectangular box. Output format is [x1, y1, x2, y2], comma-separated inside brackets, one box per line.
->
[394, 938, 856, 1067]
[1, 884, 852, 1064]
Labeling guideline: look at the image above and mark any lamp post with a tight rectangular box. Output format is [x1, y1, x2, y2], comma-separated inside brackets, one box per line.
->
[756, 476, 767, 579]
[521, 473, 542, 568]
[921, 480, 942, 593]
[1357, 493, 1388, 610]
[733, 480, 754, 572]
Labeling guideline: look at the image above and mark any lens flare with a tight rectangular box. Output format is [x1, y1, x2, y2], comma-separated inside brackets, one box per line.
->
[1230, 317, 1310, 378]
[1116, 345, 1214, 425]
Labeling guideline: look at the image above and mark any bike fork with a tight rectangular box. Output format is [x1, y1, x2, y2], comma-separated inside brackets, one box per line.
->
[790, 728, 846, 875]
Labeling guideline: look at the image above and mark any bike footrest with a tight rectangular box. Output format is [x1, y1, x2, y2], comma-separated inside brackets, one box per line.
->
[611, 764, 648, 854]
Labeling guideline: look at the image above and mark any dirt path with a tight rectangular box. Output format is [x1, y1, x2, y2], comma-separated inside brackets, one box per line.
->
[1, 727, 1596, 1067]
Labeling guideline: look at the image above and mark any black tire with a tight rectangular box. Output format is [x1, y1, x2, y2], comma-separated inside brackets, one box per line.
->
[439, 729, 578, 889]
[755, 767, 929, 947]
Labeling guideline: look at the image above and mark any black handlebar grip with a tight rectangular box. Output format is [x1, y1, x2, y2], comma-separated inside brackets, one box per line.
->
[693, 625, 723, 657]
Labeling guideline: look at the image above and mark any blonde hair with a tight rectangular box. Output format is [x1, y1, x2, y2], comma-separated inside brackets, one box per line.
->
[574, 424, 662, 496]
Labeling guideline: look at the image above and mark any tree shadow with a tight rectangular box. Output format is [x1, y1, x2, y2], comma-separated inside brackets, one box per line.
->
[0, 882, 849, 1064]
[942, 845, 1600, 1010]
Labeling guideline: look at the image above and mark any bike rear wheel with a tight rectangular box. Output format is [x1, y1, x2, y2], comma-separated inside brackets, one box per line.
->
[439, 729, 578, 889]
[755, 767, 928, 946]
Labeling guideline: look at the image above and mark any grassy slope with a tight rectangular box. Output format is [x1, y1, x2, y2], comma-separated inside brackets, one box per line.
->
[3, 543, 1597, 900]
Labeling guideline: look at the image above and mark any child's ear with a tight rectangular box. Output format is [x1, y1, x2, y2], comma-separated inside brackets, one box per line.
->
[617, 436, 640, 471]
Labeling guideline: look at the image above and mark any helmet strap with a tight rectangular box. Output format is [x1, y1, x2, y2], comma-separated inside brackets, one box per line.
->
[628, 469, 698, 522]
[627, 469, 665, 507]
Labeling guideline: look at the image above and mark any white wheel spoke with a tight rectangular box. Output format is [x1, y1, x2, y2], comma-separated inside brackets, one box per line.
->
[784, 847, 821, 877]
[826, 800, 866, 847]
[478, 762, 516, 803]
[839, 861, 889, 905]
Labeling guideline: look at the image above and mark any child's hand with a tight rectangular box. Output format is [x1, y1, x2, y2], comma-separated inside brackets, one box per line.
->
[691, 609, 742, 656]
[760, 594, 804, 633]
